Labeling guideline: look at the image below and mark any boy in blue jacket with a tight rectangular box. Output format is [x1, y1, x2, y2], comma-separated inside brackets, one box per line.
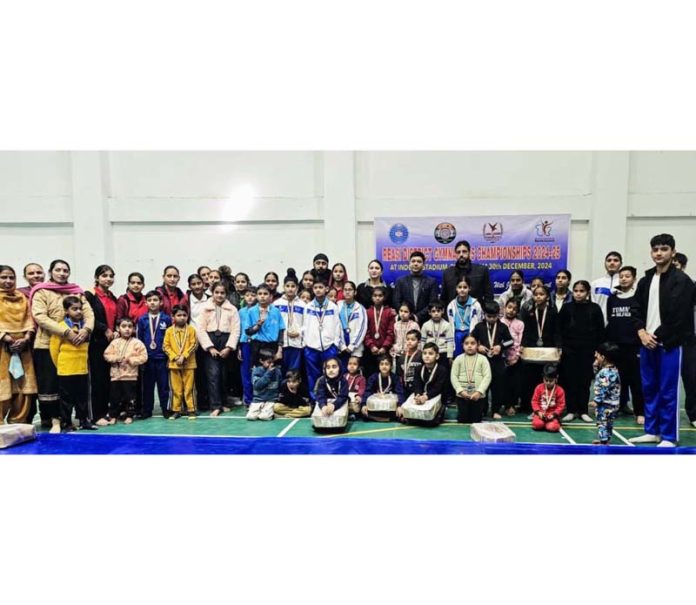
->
[247, 348, 281, 420]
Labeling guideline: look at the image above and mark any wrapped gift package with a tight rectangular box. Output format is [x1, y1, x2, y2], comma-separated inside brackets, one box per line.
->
[0, 423, 37, 449]
[470, 422, 516, 443]
[520, 347, 561, 364]
[401, 394, 442, 422]
[311, 400, 349, 429]
[366, 393, 398, 412]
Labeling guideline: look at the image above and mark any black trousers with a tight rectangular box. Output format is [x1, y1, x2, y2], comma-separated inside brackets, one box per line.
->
[486, 356, 506, 415]
[34, 348, 60, 421]
[58, 374, 89, 427]
[560, 347, 595, 416]
[456, 395, 487, 423]
[615, 344, 645, 416]
[194, 348, 209, 410]
[88, 340, 111, 421]
[204, 332, 231, 410]
[109, 381, 138, 419]
[682, 340, 696, 422]
[504, 360, 524, 408]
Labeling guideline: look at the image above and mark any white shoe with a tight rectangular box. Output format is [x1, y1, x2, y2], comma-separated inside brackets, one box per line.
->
[562, 413, 575, 422]
[629, 433, 660, 444]
[691, 421, 696, 429]
[580, 413, 593, 423]
[657, 440, 676, 448]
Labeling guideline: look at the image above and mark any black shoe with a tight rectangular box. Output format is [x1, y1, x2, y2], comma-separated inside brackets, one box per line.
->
[62, 424, 76, 433]
[619, 406, 634, 416]
[80, 421, 99, 430]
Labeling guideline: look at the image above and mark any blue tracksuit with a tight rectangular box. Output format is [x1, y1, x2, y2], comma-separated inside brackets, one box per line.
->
[136, 312, 172, 416]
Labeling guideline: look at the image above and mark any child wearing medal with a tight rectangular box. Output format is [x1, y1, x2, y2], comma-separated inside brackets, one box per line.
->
[446, 276, 483, 357]
[274, 270, 306, 374]
[501, 299, 525, 416]
[390, 302, 420, 360]
[163, 305, 199, 419]
[471, 301, 514, 419]
[103, 317, 148, 424]
[396, 329, 423, 400]
[362, 355, 404, 422]
[364, 286, 396, 379]
[398, 342, 449, 426]
[311, 356, 350, 433]
[238, 287, 258, 405]
[451, 334, 492, 424]
[343, 355, 366, 416]
[136, 290, 172, 419]
[530, 363, 566, 432]
[337, 281, 367, 366]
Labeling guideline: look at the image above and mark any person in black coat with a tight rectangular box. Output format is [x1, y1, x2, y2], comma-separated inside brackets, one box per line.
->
[441, 240, 494, 304]
[356, 259, 394, 309]
[392, 251, 440, 324]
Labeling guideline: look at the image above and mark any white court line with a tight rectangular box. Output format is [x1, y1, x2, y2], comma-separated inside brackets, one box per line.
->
[559, 427, 577, 445]
[277, 418, 300, 437]
[67, 431, 258, 439]
[613, 430, 634, 446]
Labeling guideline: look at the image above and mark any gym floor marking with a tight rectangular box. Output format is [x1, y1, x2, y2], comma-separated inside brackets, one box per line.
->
[558, 427, 577, 445]
[613, 430, 634, 446]
[277, 418, 300, 437]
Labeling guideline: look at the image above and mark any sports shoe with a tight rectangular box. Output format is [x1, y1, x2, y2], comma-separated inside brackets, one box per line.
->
[526, 413, 534, 420]
[80, 421, 98, 430]
[657, 440, 676, 448]
[691, 420, 696, 429]
[169, 413, 181, 420]
[619, 406, 634, 416]
[580, 414, 593, 423]
[562, 413, 576, 422]
[629, 433, 660, 444]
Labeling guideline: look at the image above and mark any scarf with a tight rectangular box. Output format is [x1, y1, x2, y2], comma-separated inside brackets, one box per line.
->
[29, 281, 84, 308]
[0, 289, 34, 334]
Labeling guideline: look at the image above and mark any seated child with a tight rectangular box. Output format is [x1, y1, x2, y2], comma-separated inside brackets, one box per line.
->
[530, 363, 566, 433]
[362, 355, 404, 422]
[162, 305, 199, 419]
[398, 342, 449, 426]
[273, 371, 312, 418]
[451, 334, 492, 424]
[396, 329, 423, 400]
[248, 348, 282, 420]
[311, 357, 350, 433]
[344, 355, 366, 416]
[590, 342, 621, 445]
[103, 317, 148, 424]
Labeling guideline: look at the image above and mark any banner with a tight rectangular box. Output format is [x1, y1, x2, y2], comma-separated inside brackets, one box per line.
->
[375, 214, 571, 295]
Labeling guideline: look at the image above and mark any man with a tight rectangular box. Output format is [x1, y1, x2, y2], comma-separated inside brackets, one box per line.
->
[591, 251, 623, 324]
[629, 234, 695, 446]
[441, 240, 493, 304]
[393, 251, 440, 324]
[672, 253, 696, 428]
[309, 253, 331, 285]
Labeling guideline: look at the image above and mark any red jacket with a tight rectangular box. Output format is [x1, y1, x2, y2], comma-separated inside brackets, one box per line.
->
[344, 373, 366, 399]
[531, 384, 566, 419]
[156, 285, 189, 317]
[364, 306, 396, 351]
[116, 291, 149, 325]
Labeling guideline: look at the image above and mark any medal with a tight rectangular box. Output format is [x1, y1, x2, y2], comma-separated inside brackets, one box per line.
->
[149, 313, 160, 350]
[487, 321, 498, 356]
[373, 306, 384, 341]
[464, 355, 476, 394]
[150, 341, 157, 350]
[456, 300, 471, 332]
[536, 338, 544, 347]
[535, 306, 547, 348]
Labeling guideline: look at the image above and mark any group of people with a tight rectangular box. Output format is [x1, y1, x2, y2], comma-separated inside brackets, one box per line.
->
[0, 236, 694, 445]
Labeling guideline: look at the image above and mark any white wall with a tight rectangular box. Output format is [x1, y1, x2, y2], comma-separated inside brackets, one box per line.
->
[1, 151, 694, 291]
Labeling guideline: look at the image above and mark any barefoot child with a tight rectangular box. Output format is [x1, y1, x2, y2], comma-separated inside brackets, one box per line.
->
[273, 371, 312, 418]
[530, 363, 566, 433]
[451, 334, 492, 424]
[501, 299, 524, 416]
[103, 317, 148, 424]
[398, 342, 449, 426]
[163, 305, 199, 419]
[590, 342, 621, 445]
[344, 355, 366, 416]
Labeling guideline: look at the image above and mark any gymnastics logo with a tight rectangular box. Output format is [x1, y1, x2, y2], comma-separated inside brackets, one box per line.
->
[389, 223, 410, 244]
[535, 219, 554, 237]
[482, 222, 503, 242]
[434, 222, 457, 244]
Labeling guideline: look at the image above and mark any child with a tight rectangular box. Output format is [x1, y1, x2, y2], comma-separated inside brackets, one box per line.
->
[157, 265, 188, 317]
[344, 355, 366, 416]
[273, 371, 312, 418]
[501, 299, 525, 416]
[197, 282, 241, 417]
[116, 272, 148, 324]
[237, 287, 257, 405]
[451, 334, 492, 424]
[553, 270, 573, 312]
[187, 273, 210, 410]
[245, 284, 285, 366]
[163, 305, 199, 419]
[391, 302, 420, 359]
[530, 363, 566, 432]
[311, 357, 350, 433]
[303, 279, 344, 399]
[327, 287, 338, 304]
[472, 301, 513, 419]
[207, 270, 222, 295]
[364, 286, 397, 378]
[590, 342, 621, 445]
[301, 271, 315, 293]
[136, 290, 172, 419]
[362, 355, 404, 422]
[330, 263, 348, 301]
[299, 289, 312, 304]
[48, 296, 95, 432]
[519, 276, 545, 322]
[398, 342, 449, 426]
[187, 273, 209, 328]
[103, 317, 148, 424]
[248, 349, 282, 420]
[396, 329, 423, 400]
[337, 281, 367, 364]
[274, 269, 306, 374]
[421, 301, 454, 364]
[264, 271, 282, 302]
[446, 276, 483, 357]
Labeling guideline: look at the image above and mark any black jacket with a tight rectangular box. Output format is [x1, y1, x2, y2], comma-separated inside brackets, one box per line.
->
[631, 264, 695, 350]
[84, 289, 118, 346]
[356, 282, 394, 309]
[558, 301, 606, 351]
[392, 273, 440, 324]
[441, 261, 493, 304]
[521, 304, 561, 348]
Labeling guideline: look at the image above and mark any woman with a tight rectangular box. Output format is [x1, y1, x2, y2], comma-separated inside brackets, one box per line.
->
[0, 265, 37, 424]
[30, 259, 94, 433]
[264, 271, 282, 302]
[497, 270, 533, 314]
[84, 265, 119, 426]
[228, 272, 251, 309]
[157, 265, 188, 316]
[356, 259, 394, 309]
[18, 263, 45, 297]
[116, 271, 148, 324]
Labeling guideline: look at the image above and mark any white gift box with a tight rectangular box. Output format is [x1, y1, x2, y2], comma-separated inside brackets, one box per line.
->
[401, 394, 442, 422]
[470, 422, 516, 443]
[311, 400, 349, 429]
[520, 347, 560, 364]
[366, 393, 398, 412]
[0, 423, 37, 449]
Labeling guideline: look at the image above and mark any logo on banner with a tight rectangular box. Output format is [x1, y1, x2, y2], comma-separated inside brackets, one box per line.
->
[389, 223, 410, 244]
[434, 222, 456, 244]
[482, 222, 503, 242]
[535, 219, 555, 241]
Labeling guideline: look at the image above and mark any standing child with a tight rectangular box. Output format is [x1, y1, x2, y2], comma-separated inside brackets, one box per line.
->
[330, 263, 349, 301]
[519, 277, 545, 322]
[391, 302, 420, 359]
[530, 363, 566, 432]
[136, 291, 172, 419]
[451, 334, 492, 424]
[446, 277, 483, 357]
[187, 273, 210, 410]
[472, 301, 513, 419]
[363, 286, 396, 378]
[337, 281, 367, 366]
[590, 342, 621, 445]
[157, 265, 188, 317]
[311, 357, 350, 433]
[396, 329, 423, 400]
[103, 317, 148, 424]
[163, 305, 198, 420]
[344, 355, 366, 416]
[299, 289, 312, 304]
[421, 301, 454, 365]
[274, 270, 306, 374]
[362, 355, 404, 422]
[248, 348, 282, 420]
[263, 272, 282, 302]
[398, 342, 449, 426]
[501, 299, 525, 416]
[245, 284, 285, 365]
[237, 287, 257, 405]
[49, 296, 96, 431]
[273, 371, 312, 418]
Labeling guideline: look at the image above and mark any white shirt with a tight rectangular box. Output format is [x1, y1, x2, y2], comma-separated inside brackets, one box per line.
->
[646, 274, 662, 335]
[591, 273, 620, 325]
[303, 298, 343, 351]
[273, 296, 306, 348]
[188, 292, 209, 329]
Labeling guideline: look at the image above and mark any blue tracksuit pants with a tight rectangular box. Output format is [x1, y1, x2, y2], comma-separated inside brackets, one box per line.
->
[640, 346, 682, 443]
